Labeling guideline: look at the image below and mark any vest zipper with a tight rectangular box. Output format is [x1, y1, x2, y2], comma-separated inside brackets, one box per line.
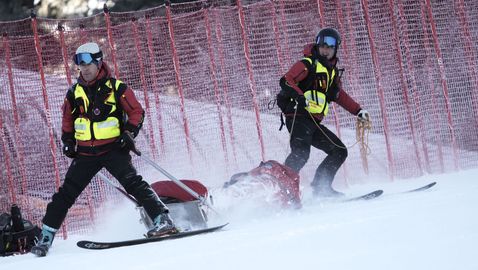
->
[90, 123, 95, 146]
[122, 94, 134, 110]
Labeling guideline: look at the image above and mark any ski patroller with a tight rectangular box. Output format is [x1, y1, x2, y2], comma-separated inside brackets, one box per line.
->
[77, 223, 228, 250]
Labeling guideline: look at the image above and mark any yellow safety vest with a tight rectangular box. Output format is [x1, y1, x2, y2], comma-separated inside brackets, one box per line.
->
[302, 58, 336, 116]
[73, 80, 123, 141]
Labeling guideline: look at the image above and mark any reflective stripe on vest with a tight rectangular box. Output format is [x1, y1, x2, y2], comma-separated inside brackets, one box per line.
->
[73, 80, 123, 141]
[302, 58, 336, 115]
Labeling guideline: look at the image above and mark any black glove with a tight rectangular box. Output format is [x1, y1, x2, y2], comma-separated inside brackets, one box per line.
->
[62, 139, 77, 158]
[296, 95, 308, 109]
[118, 130, 142, 156]
[118, 130, 135, 150]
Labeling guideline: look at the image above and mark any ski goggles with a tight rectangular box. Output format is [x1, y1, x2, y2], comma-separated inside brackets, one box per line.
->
[73, 52, 102, 65]
[317, 36, 337, 48]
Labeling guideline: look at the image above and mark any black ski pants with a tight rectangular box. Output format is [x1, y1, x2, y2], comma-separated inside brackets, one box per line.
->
[42, 148, 166, 229]
[284, 116, 348, 190]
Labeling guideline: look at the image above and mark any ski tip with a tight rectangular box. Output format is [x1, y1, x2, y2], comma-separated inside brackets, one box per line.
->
[77, 241, 111, 250]
[426, 182, 437, 189]
[405, 181, 437, 193]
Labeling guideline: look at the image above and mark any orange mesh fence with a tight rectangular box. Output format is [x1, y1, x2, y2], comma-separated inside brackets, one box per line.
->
[1, 0, 477, 237]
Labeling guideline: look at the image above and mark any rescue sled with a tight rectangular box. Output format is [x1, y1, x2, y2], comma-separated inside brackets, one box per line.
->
[138, 179, 211, 231]
[97, 151, 222, 233]
[76, 177, 227, 251]
[97, 172, 213, 231]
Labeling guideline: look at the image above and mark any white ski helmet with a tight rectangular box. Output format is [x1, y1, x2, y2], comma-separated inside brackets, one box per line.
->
[73, 42, 103, 65]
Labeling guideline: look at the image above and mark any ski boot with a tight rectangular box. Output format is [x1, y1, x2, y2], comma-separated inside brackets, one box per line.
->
[147, 212, 178, 238]
[313, 186, 345, 199]
[31, 224, 57, 257]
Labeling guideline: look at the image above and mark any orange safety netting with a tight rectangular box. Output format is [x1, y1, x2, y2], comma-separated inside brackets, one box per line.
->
[1, 0, 477, 237]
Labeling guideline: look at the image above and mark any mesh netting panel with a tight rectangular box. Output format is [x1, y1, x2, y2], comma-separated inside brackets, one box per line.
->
[1, 0, 478, 236]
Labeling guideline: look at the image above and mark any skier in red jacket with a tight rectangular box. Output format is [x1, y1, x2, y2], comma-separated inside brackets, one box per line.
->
[32, 42, 178, 256]
[277, 28, 370, 198]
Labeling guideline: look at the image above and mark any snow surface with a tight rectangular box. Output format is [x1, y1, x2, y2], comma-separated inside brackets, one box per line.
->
[2, 169, 478, 270]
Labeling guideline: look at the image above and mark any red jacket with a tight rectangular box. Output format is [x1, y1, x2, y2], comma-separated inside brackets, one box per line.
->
[278, 43, 361, 122]
[61, 63, 144, 155]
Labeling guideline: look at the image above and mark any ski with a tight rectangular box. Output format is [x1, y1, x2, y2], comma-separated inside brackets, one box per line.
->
[402, 182, 437, 193]
[320, 182, 435, 204]
[343, 189, 384, 202]
[77, 223, 228, 250]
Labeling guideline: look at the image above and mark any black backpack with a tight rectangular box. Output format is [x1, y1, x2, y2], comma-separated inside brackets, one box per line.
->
[0, 208, 41, 256]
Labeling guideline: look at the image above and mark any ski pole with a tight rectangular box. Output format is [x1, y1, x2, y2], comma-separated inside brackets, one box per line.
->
[97, 172, 140, 206]
[131, 148, 220, 214]
[139, 153, 205, 202]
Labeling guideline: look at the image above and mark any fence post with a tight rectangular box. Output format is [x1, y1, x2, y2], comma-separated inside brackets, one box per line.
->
[3, 32, 33, 218]
[236, 0, 266, 161]
[333, 0, 351, 182]
[360, 0, 396, 180]
[132, 19, 159, 159]
[387, 0, 424, 175]
[144, 17, 166, 154]
[424, 0, 459, 171]
[0, 34, 15, 204]
[31, 12, 66, 238]
[165, 1, 194, 168]
[103, 4, 120, 79]
[203, 5, 230, 175]
[454, 0, 478, 130]
[269, 1, 286, 75]
[417, 2, 445, 173]
[213, 8, 239, 169]
[395, 0, 431, 173]
[316, 0, 325, 27]
[277, 0, 292, 67]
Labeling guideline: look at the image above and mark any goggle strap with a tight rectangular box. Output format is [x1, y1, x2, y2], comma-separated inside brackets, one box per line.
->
[91, 51, 103, 59]
[73, 51, 102, 65]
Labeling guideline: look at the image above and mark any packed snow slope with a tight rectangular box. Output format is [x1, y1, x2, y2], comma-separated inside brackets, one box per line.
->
[2, 169, 478, 270]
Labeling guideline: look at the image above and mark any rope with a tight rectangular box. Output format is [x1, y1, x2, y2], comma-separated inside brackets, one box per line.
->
[308, 111, 372, 151]
[287, 105, 372, 152]
[356, 117, 372, 174]
[356, 117, 372, 155]
[285, 101, 299, 152]
[289, 102, 298, 138]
